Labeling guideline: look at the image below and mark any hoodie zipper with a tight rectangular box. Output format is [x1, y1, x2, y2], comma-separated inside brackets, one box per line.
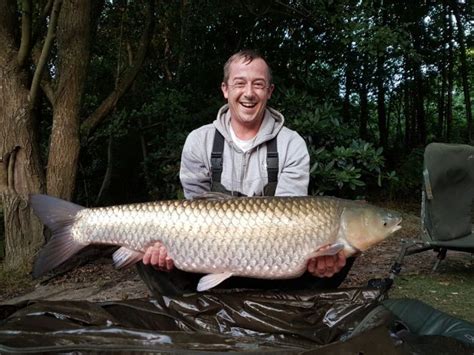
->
[240, 151, 251, 193]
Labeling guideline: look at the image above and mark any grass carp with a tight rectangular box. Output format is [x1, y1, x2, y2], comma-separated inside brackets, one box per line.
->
[30, 193, 402, 291]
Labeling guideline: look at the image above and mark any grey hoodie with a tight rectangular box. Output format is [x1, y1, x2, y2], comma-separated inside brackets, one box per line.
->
[180, 104, 309, 198]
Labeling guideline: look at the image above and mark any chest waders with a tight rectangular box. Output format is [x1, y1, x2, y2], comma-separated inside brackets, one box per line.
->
[210, 130, 278, 196]
[136, 129, 355, 295]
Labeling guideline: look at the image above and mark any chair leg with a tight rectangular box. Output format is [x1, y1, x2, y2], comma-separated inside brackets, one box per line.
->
[389, 241, 434, 281]
[432, 248, 447, 271]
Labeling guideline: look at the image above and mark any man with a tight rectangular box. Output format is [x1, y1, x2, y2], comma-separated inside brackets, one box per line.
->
[137, 50, 352, 294]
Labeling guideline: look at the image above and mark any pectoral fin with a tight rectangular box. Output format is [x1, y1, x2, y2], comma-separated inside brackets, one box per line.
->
[112, 247, 144, 269]
[193, 192, 233, 200]
[307, 242, 345, 259]
[197, 272, 233, 291]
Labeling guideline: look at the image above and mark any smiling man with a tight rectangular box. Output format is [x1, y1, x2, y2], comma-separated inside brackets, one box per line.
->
[180, 50, 310, 198]
[137, 50, 353, 295]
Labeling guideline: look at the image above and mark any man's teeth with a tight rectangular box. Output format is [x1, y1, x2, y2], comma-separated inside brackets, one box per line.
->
[241, 102, 256, 108]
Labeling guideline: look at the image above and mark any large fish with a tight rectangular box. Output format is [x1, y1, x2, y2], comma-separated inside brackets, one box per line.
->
[30, 193, 402, 291]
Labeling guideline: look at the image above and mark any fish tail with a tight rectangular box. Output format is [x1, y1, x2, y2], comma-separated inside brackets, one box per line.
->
[30, 194, 88, 278]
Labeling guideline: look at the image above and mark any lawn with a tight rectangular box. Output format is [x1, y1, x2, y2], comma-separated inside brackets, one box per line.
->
[388, 252, 474, 323]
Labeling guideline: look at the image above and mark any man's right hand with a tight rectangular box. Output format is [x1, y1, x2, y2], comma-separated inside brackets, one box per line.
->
[142, 241, 175, 272]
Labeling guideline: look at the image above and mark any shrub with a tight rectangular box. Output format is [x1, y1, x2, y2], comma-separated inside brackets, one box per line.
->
[276, 88, 396, 198]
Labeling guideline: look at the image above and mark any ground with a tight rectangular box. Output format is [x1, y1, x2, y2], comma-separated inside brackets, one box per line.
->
[1, 205, 473, 323]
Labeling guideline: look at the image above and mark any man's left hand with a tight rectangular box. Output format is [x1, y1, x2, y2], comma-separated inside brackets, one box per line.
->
[307, 247, 346, 278]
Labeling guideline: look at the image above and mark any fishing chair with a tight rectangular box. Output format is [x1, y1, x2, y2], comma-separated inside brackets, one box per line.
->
[392, 142, 474, 275]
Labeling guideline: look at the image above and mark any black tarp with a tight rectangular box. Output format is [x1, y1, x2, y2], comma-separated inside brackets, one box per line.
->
[1, 287, 474, 354]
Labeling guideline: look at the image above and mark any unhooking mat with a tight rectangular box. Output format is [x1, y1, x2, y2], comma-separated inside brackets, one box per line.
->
[1, 287, 473, 354]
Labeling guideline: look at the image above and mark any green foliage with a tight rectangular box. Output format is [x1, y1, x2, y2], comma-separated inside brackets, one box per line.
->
[132, 87, 221, 199]
[308, 140, 395, 197]
[275, 88, 395, 197]
[69, 0, 471, 202]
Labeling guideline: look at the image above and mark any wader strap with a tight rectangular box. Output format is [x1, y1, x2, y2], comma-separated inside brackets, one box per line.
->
[211, 131, 225, 184]
[210, 130, 279, 196]
[264, 136, 278, 196]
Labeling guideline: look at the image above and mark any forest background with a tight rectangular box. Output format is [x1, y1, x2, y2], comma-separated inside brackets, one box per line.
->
[0, 0, 472, 273]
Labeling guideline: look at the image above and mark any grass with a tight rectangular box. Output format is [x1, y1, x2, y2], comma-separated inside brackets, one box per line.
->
[388, 256, 474, 323]
[0, 263, 35, 301]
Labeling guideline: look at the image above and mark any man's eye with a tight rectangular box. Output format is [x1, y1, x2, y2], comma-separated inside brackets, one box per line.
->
[233, 82, 246, 88]
[253, 82, 266, 90]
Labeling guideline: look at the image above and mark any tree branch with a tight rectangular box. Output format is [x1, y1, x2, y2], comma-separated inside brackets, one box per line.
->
[29, 0, 62, 106]
[41, 80, 55, 104]
[17, 0, 32, 67]
[31, 0, 54, 47]
[81, 0, 155, 137]
[29, 43, 56, 106]
[273, 0, 311, 19]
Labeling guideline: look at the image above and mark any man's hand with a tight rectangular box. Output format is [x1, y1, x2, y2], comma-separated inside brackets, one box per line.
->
[142, 241, 174, 272]
[307, 246, 346, 278]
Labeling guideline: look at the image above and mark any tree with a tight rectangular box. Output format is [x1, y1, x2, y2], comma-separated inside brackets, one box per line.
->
[450, 0, 473, 143]
[0, 0, 154, 271]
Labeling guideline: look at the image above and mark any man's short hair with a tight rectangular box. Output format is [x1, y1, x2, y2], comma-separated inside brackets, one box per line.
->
[223, 50, 273, 84]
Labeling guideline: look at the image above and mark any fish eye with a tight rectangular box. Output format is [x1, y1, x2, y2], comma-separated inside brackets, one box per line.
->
[383, 222, 387, 226]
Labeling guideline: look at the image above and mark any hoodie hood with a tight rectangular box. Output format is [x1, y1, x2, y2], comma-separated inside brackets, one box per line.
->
[213, 104, 285, 150]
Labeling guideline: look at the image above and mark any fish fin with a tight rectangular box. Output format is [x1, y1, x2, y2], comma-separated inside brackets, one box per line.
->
[30, 194, 84, 233]
[307, 242, 346, 259]
[193, 192, 233, 200]
[197, 272, 233, 291]
[30, 194, 88, 278]
[112, 247, 144, 269]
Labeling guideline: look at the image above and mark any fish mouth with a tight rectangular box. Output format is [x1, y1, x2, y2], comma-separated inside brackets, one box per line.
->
[392, 217, 403, 232]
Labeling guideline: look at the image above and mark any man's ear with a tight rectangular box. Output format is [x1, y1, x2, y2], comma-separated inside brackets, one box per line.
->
[267, 83, 275, 99]
[221, 82, 229, 99]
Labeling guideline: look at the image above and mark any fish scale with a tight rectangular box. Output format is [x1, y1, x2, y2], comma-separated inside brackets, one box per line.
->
[74, 197, 340, 277]
[30, 194, 402, 291]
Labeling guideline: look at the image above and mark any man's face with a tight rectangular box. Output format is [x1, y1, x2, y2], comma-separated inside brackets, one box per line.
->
[221, 58, 274, 128]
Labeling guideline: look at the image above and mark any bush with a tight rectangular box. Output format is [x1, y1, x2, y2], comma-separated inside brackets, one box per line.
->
[132, 87, 221, 199]
[276, 88, 396, 198]
[308, 140, 396, 197]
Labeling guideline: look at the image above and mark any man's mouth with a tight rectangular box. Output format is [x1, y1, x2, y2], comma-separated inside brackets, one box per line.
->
[240, 102, 257, 109]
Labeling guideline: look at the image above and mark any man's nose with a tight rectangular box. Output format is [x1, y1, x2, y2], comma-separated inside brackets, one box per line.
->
[243, 83, 256, 96]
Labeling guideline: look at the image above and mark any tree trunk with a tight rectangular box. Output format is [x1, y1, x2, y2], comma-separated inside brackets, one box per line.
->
[359, 83, 369, 140]
[0, 25, 45, 270]
[46, 0, 92, 200]
[451, 0, 473, 143]
[376, 53, 388, 150]
[342, 72, 352, 124]
[437, 51, 447, 140]
[413, 63, 426, 146]
[358, 55, 370, 140]
[410, 19, 427, 147]
[446, 18, 454, 143]
[342, 45, 354, 124]
[403, 58, 413, 150]
[437, 2, 449, 140]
